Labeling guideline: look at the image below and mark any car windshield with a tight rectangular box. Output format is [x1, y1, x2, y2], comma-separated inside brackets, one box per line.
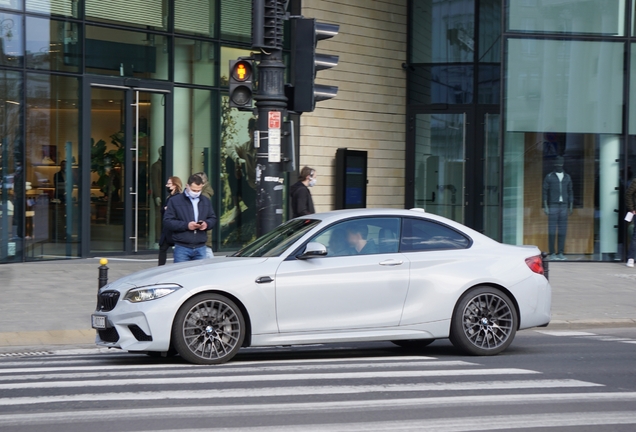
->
[233, 218, 321, 257]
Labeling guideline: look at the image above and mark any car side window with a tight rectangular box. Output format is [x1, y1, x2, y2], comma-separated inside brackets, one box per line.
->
[400, 218, 470, 252]
[309, 218, 401, 257]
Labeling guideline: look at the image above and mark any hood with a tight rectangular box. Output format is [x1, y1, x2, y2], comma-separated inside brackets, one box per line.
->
[103, 256, 269, 289]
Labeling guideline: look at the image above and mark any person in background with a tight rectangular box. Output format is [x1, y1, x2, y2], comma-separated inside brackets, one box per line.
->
[625, 176, 636, 267]
[158, 176, 182, 266]
[194, 171, 215, 258]
[163, 174, 217, 263]
[290, 166, 316, 218]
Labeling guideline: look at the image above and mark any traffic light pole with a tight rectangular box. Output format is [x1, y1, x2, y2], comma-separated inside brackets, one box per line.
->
[254, 47, 287, 236]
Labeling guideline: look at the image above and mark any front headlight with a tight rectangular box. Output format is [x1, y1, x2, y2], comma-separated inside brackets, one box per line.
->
[124, 284, 182, 303]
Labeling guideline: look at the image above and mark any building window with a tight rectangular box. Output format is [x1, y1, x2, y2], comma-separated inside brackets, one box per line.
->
[174, 38, 216, 86]
[26, 16, 80, 72]
[504, 38, 624, 260]
[175, 0, 215, 37]
[85, 0, 167, 31]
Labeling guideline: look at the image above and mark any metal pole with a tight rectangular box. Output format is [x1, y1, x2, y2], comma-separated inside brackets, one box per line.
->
[253, 0, 287, 237]
[98, 258, 109, 289]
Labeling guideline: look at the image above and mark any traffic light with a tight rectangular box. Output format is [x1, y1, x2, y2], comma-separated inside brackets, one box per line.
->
[229, 59, 254, 109]
[289, 18, 339, 113]
[252, 0, 284, 50]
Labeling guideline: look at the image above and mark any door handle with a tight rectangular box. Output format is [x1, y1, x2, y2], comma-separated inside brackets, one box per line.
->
[255, 276, 274, 284]
[379, 260, 403, 266]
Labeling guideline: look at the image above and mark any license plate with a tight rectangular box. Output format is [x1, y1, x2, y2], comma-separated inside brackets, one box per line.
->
[91, 315, 106, 329]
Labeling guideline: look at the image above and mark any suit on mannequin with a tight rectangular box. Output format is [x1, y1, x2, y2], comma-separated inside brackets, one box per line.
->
[542, 156, 573, 260]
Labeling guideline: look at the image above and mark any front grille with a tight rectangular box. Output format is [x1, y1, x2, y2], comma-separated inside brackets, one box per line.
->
[128, 325, 153, 341]
[96, 291, 120, 312]
[97, 327, 119, 343]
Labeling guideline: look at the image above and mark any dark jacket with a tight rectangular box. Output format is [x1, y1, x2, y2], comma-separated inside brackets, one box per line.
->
[542, 171, 573, 205]
[290, 181, 315, 218]
[164, 192, 217, 248]
[626, 179, 636, 212]
[159, 193, 177, 246]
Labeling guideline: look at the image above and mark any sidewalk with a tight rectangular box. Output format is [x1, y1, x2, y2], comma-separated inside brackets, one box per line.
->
[1, 257, 635, 353]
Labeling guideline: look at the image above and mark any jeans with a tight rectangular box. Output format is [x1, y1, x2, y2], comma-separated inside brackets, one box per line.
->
[628, 223, 636, 260]
[548, 203, 568, 255]
[173, 245, 207, 263]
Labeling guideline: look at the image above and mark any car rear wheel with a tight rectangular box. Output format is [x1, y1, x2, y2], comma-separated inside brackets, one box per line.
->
[391, 339, 435, 349]
[172, 293, 245, 365]
[449, 286, 518, 356]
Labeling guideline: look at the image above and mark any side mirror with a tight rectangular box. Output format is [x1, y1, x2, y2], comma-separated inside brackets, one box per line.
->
[298, 242, 328, 260]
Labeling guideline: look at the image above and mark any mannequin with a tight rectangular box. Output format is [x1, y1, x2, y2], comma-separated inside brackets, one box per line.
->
[542, 156, 573, 260]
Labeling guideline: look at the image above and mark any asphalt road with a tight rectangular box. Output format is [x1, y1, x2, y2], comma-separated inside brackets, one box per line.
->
[1, 327, 636, 431]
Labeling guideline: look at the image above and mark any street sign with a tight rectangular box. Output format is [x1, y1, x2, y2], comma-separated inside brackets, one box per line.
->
[268, 128, 281, 163]
[268, 111, 281, 129]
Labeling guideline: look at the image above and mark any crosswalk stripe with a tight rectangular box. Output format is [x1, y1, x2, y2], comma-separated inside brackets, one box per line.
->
[0, 379, 600, 406]
[0, 368, 539, 390]
[0, 360, 478, 382]
[153, 411, 636, 431]
[0, 355, 436, 372]
[0, 393, 632, 426]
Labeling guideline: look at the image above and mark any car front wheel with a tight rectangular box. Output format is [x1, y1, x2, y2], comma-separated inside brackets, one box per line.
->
[172, 293, 245, 365]
[449, 286, 518, 356]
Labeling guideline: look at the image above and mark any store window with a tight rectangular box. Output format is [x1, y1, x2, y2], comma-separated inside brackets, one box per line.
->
[175, 38, 216, 87]
[84, 25, 169, 80]
[504, 38, 624, 261]
[0, 70, 22, 263]
[26, 16, 80, 72]
[508, 0, 625, 36]
[24, 73, 80, 260]
[0, 11, 23, 67]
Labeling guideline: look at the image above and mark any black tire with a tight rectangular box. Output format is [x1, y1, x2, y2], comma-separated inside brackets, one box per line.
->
[172, 293, 246, 365]
[449, 286, 518, 356]
[391, 339, 435, 349]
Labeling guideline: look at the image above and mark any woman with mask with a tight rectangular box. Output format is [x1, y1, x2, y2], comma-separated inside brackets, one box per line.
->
[158, 176, 182, 266]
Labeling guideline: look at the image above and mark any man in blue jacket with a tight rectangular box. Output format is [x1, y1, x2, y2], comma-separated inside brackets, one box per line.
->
[164, 174, 217, 263]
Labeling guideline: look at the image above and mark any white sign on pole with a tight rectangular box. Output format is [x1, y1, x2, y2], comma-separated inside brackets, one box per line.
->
[268, 128, 281, 163]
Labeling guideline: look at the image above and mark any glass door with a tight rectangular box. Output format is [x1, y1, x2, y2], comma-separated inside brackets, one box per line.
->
[482, 111, 501, 240]
[412, 112, 467, 224]
[87, 83, 169, 254]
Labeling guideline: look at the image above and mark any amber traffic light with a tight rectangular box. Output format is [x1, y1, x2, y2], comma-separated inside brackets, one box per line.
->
[229, 59, 254, 109]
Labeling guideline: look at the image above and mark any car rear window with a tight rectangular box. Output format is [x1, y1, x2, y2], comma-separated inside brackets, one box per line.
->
[400, 218, 470, 252]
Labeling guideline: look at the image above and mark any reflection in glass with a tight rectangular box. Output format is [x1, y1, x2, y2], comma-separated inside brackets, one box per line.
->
[85, 26, 169, 80]
[0, 70, 22, 263]
[0, 12, 23, 67]
[26, 16, 80, 72]
[408, 65, 473, 105]
[90, 87, 125, 253]
[479, 0, 501, 63]
[631, 44, 636, 134]
[410, 0, 474, 64]
[483, 113, 500, 240]
[175, 38, 216, 86]
[25, 74, 80, 260]
[508, 0, 625, 36]
[413, 113, 465, 224]
[478, 64, 499, 105]
[506, 39, 623, 135]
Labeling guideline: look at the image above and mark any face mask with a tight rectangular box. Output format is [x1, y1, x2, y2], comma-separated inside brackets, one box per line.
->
[309, 178, 317, 187]
[187, 188, 201, 198]
[166, 186, 173, 193]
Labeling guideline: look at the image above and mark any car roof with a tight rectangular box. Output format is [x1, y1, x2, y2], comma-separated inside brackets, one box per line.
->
[295, 208, 494, 245]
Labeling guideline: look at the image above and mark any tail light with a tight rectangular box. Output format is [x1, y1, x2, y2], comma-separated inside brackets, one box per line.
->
[525, 255, 544, 275]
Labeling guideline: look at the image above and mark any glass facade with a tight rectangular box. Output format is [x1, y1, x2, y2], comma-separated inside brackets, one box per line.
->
[408, 0, 636, 262]
[0, 0, 259, 263]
